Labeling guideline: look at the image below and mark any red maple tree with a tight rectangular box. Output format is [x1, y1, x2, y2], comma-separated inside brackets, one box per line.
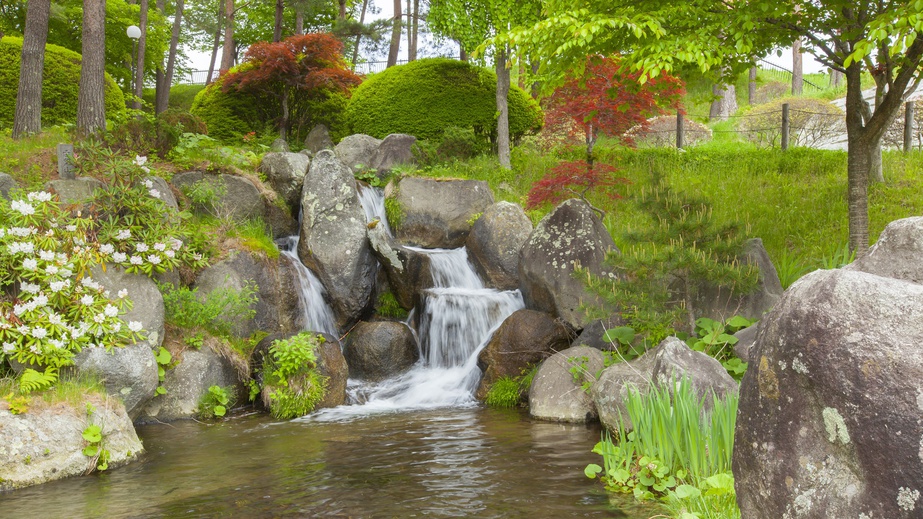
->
[223, 33, 361, 140]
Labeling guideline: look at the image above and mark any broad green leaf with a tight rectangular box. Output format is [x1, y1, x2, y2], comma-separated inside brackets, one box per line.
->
[673, 484, 702, 499]
[82, 425, 102, 443]
[83, 445, 99, 457]
[585, 463, 603, 478]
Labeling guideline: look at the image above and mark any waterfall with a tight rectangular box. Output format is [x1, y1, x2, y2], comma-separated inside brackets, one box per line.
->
[277, 236, 338, 337]
[357, 183, 392, 236]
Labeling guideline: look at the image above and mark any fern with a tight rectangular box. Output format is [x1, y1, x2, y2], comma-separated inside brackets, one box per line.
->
[19, 367, 59, 395]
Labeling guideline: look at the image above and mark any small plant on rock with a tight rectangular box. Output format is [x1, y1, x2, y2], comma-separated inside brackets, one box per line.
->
[261, 332, 329, 419]
[197, 385, 235, 419]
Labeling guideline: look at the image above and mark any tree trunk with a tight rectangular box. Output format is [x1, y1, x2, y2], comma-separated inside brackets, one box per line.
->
[410, 0, 419, 60]
[338, 0, 346, 21]
[77, 0, 106, 135]
[792, 38, 803, 96]
[295, 6, 304, 34]
[153, 0, 166, 114]
[405, 0, 411, 61]
[156, 0, 183, 113]
[220, 0, 235, 72]
[207, 0, 224, 85]
[351, 0, 369, 65]
[748, 66, 756, 105]
[387, 0, 401, 67]
[709, 83, 737, 121]
[280, 89, 289, 141]
[12, 0, 50, 138]
[844, 63, 870, 256]
[496, 46, 511, 169]
[830, 69, 843, 88]
[132, 0, 149, 110]
[459, 43, 467, 61]
[273, 0, 284, 42]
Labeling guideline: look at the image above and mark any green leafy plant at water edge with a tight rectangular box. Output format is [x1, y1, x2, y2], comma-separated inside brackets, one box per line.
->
[198, 385, 235, 419]
[376, 291, 408, 319]
[355, 168, 383, 188]
[82, 403, 111, 472]
[230, 218, 280, 259]
[262, 332, 329, 419]
[686, 316, 752, 380]
[485, 376, 521, 408]
[153, 346, 172, 395]
[663, 472, 740, 519]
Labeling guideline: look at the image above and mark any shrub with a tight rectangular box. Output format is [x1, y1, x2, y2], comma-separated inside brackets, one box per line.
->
[261, 332, 328, 419]
[108, 109, 207, 158]
[627, 115, 712, 148]
[739, 97, 843, 148]
[413, 126, 491, 165]
[344, 58, 543, 142]
[0, 36, 125, 128]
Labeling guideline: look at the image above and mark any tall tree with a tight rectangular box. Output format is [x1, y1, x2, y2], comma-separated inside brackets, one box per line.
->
[387, 0, 401, 67]
[132, 0, 149, 110]
[219, 0, 234, 71]
[792, 38, 803, 95]
[12, 0, 50, 138]
[76, 0, 107, 135]
[499, 0, 923, 255]
[154, 0, 166, 113]
[207, 0, 224, 84]
[273, 0, 283, 41]
[156, 0, 183, 113]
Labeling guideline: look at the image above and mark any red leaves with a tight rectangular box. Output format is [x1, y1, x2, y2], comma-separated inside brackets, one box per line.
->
[526, 160, 628, 210]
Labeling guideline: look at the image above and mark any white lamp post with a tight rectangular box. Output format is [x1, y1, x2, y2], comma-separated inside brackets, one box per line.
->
[127, 25, 141, 99]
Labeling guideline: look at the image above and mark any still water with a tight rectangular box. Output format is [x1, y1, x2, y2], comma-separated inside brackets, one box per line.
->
[0, 407, 659, 518]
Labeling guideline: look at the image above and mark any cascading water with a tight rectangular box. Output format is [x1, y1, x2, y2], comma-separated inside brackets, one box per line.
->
[277, 236, 338, 337]
[357, 182, 391, 236]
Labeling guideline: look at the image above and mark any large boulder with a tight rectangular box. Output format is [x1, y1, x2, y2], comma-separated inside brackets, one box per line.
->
[304, 124, 334, 154]
[45, 177, 104, 204]
[369, 133, 416, 173]
[476, 309, 572, 400]
[259, 152, 311, 213]
[591, 348, 659, 432]
[262, 197, 300, 239]
[171, 172, 264, 223]
[137, 345, 243, 422]
[650, 337, 738, 407]
[845, 216, 923, 284]
[529, 346, 604, 423]
[334, 133, 382, 171]
[343, 321, 419, 382]
[193, 250, 302, 339]
[145, 176, 179, 213]
[0, 394, 142, 490]
[519, 199, 618, 329]
[367, 222, 433, 309]
[466, 201, 533, 290]
[387, 177, 495, 248]
[297, 150, 377, 329]
[692, 237, 783, 322]
[733, 268, 923, 519]
[1, 172, 19, 199]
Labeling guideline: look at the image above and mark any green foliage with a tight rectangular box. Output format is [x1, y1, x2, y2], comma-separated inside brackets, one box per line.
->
[169, 132, 265, 173]
[413, 126, 491, 165]
[160, 281, 258, 339]
[153, 346, 172, 395]
[355, 168, 384, 188]
[142, 84, 206, 113]
[345, 59, 542, 142]
[686, 317, 752, 380]
[384, 196, 405, 230]
[262, 332, 329, 419]
[82, 403, 111, 472]
[0, 36, 125, 129]
[197, 385, 235, 419]
[484, 376, 521, 408]
[108, 109, 208, 158]
[230, 218, 280, 259]
[376, 291, 408, 319]
[819, 242, 855, 270]
[663, 472, 740, 519]
[18, 368, 58, 394]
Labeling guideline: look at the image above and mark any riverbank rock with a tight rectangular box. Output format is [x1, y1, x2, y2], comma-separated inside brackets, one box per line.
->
[466, 201, 533, 290]
[344, 321, 419, 382]
[334, 134, 382, 171]
[692, 238, 783, 322]
[845, 216, 923, 284]
[367, 222, 433, 309]
[519, 199, 618, 330]
[651, 337, 738, 405]
[369, 133, 416, 173]
[733, 268, 923, 519]
[387, 177, 494, 248]
[476, 309, 572, 400]
[259, 152, 311, 213]
[297, 150, 377, 328]
[171, 172, 264, 223]
[529, 346, 604, 423]
[305, 124, 334, 154]
[145, 176, 179, 213]
[0, 394, 142, 491]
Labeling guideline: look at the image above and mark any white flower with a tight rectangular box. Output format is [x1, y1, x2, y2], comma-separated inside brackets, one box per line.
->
[10, 227, 33, 237]
[13, 304, 27, 316]
[27, 191, 52, 202]
[11, 200, 35, 216]
[33, 294, 48, 307]
[22, 258, 37, 270]
[128, 321, 143, 333]
[149, 189, 161, 199]
[65, 224, 77, 232]
[59, 268, 73, 278]
[170, 238, 183, 250]
[111, 322, 121, 333]
[193, 253, 203, 261]
[153, 242, 166, 251]
[116, 229, 132, 241]
[16, 325, 30, 335]
[143, 179, 154, 189]
[104, 304, 118, 318]
[45, 265, 59, 275]
[81, 295, 95, 306]
[81, 277, 100, 290]
[21, 282, 40, 294]
[31, 326, 47, 339]
[49, 280, 69, 293]
[39, 250, 55, 261]
[118, 289, 128, 299]
[2, 342, 15, 354]
[48, 338, 64, 350]
[147, 254, 161, 265]
[29, 344, 40, 354]
[100, 243, 115, 254]
[165, 250, 176, 259]
[93, 313, 106, 324]
[135, 243, 149, 253]
[134, 155, 148, 167]
[0, 228, 5, 238]
[112, 252, 127, 263]
[48, 313, 64, 326]
[129, 255, 143, 265]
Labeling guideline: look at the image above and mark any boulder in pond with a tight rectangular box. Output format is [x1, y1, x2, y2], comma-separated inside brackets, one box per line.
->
[529, 346, 604, 423]
[466, 201, 533, 290]
[253, 332, 347, 413]
[343, 321, 419, 382]
[650, 337, 738, 407]
[591, 347, 659, 432]
[367, 221, 433, 310]
[259, 152, 311, 213]
[387, 176, 494, 249]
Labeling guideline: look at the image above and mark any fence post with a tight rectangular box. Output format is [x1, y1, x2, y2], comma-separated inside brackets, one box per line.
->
[904, 101, 914, 153]
[676, 112, 685, 150]
[781, 102, 790, 151]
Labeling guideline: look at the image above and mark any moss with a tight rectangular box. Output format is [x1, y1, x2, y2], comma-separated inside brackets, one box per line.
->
[384, 195, 405, 230]
[376, 290, 408, 319]
[0, 36, 125, 128]
[485, 376, 522, 408]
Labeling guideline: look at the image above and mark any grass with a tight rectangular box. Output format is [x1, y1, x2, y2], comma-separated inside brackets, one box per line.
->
[1, 372, 108, 411]
[0, 126, 69, 191]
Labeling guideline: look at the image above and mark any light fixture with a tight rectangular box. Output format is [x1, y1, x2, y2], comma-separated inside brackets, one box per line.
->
[126, 25, 141, 40]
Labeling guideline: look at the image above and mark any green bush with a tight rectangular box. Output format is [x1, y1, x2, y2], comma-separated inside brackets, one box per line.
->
[142, 84, 206, 113]
[190, 67, 350, 144]
[109, 108, 207, 157]
[345, 58, 543, 142]
[262, 332, 329, 419]
[0, 36, 125, 128]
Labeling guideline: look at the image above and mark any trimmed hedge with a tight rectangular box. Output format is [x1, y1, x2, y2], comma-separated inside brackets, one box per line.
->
[0, 36, 125, 128]
[344, 58, 543, 142]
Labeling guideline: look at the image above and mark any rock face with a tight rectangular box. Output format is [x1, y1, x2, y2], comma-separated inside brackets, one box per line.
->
[305, 124, 334, 154]
[138, 345, 242, 422]
[732, 322, 759, 363]
[466, 201, 533, 290]
[0, 395, 142, 491]
[693, 238, 783, 322]
[334, 134, 382, 171]
[388, 177, 495, 248]
[519, 199, 618, 330]
[171, 172, 264, 223]
[0, 172, 17, 199]
[367, 222, 433, 309]
[476, 309, 572, 400]
[734, 268, 923, 519]
[46, 177, 104, 204]
[369, 133, 416, 173]
[529, 346, 604, 423]
[298, 150, 376, 328]
[845, 216, 923, 284]
[193, 250, 302, 339]
[146, 176, 179, 213]
[651, 337, 738, 405]
[259, 152, 311, 213]
[343, 321, 419, 382]
[591, 349, 659, 432]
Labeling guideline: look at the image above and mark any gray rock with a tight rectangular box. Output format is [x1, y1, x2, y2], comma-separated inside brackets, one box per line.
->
[692, 237, 783, 322]
[138, 345, 242, 422]
[475, 309, 572, 400]
[591, 347, 660, 432]
[297, 150, 377, 329]
[572, 316, 627, 351]
[529, 346, 604, 423]
[343, 321, 419, 382]
[271, 137, 290, 152]
[0, 395, 142, 491]
[367, 222, 433, 309]
[89, 265, 165, 347]
[172, 172, 264, 223]
[466, 201, 533, 290]
[145, 176, 179, 212]
[305, 124, 334, 154]
[46, 177, 104, 204]
[732, 322, 759, 362]
[369, 133, 417, 173]
[259, 152, 311, 213]
[0, 172, 19, 200]
[650, 337, 738, 408]
[734, 269, 923, 519]
[388, 177, 495, 248]
[846, 216, 923, 284]
[519, 199, 618, 329]
[262, 198, 300, 239]
[334, 134, 382, 171]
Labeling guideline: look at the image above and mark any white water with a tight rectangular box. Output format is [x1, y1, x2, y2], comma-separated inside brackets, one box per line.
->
[357, 183, 392, 236]
[277, 236, 339, 337]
